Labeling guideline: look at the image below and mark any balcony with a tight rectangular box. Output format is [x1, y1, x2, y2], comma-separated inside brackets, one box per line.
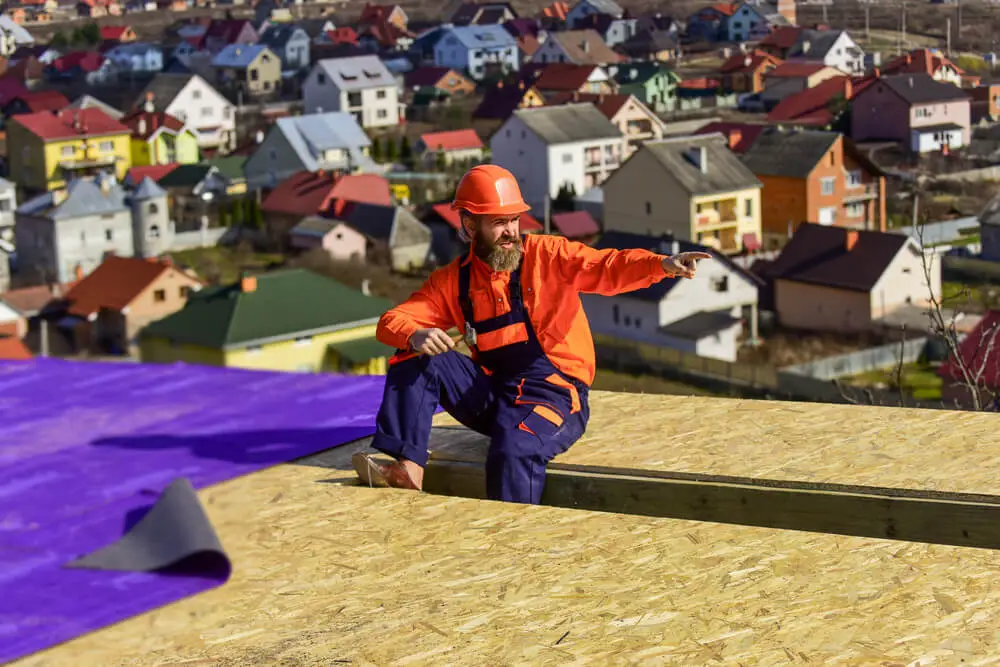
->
[694, 198, 739, 227]
[843, 182, 879, 202]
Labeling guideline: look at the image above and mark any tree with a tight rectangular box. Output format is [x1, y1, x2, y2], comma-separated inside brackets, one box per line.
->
[79, 22, 101, 45]
[553, 182, 576, 211]
[220, 209, 233, 227]
[50, 31, 69, 48]
[399, 136, 412, 167]
[434, 151, 447, 172]
[386, 136, 398, 162]
[371, 136, 383, 161]
[231, 199, 245, 226]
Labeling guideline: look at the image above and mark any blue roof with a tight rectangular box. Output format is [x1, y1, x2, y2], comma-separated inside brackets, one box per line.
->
[212, 44, 274, 69]
[18, 178, 127, 221]
[130, 176, 167, 201]
[444, 24, 516, 50]
[274, 113, 374, 171]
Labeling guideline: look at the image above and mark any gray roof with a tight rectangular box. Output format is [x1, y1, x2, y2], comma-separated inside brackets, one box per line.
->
[443, 24, 517, 50]
[18, 179, 127, 220]
[273, 112, 374, 172]
[212, 44, 274, 69]
[0, 15, 35, 45]
[741, 128, 840, 178]
[259, 24, 308, 48]
[338, 203, 430, 246]
[108, 42, 162, 57]
[291, 216, 340, 237]
[131, 177, 167, 201]
[659, 309, 742, 340]
[639, 133, 762, 196]
[513, 103, 622, 144]
[135, 74, 195, 111]
[788, 29, 848, 59]
[67, 95, 124, 119]
[313, 55, 395, 92]
[878, 74, 970, 104]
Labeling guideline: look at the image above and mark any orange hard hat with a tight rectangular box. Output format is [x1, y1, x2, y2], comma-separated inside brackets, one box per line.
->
[451, 164, 531, 216]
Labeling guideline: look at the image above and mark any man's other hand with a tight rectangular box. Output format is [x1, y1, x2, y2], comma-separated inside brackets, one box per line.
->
[410, 328, 456, 355]
[663, 252, 712, 279]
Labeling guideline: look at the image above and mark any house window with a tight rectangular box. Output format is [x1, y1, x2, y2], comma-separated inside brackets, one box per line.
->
[224, 107, 232, 119]
[61, 145, 74, 157]
[149, 203, 159, 214]
[250, 69, 260, 81]
[902, 267, 912, 274]
[247, 345, 262, 354]
[645, 201, 651, 215]
[562, 153, 572, 164]
[820, 177, 835, 195]
[180, 286, 190, 297]
[744, 198, 752, 217]
[348, 92, 362, 106]
[0, 199, 9, 212]
[713, 275, 729, 292]
[828, 151, 835, 166]
[624, 314, 631, 326]
[192, 89, 202, 99]
[848, 170, 863, 187]
[847, 203, 865, 217]
[105, 229, 113, 241]
[80, 231, 86, 244]
[612, 304, 620, 324]
[295, 335, 313, 345]
[377, 109, 388, 119]
[154, 289, 166, 302]
[376, 89, 386, 99]
[148, 224, 160, 238]
[202, 107, 213, 117]
[634, 317, 641, 328]
[99, 141, 113, 152]
[317, 73, 326, 84]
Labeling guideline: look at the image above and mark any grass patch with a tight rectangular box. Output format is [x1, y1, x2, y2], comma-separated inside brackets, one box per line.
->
[168, 245, 286, 285]
[942, 280, 1000, 310]
[845, 362, 943, 401]
[592, 369, 721, 397]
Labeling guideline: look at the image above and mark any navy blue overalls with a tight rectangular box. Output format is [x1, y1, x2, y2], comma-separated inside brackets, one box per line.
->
[371, 247, 590, 504]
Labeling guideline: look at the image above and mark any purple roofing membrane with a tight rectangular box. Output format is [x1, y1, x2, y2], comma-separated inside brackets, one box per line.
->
[0, 358, 386, 663]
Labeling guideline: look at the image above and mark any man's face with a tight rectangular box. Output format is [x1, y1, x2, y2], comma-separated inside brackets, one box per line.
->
[466, 213, 522, 272]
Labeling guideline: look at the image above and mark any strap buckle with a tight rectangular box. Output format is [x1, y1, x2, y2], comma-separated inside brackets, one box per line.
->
[464, 322, 477, 347]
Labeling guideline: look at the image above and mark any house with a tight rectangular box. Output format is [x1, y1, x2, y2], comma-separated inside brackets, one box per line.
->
[574, 12, 638, 48]
[969, 84, 1000, 123]
[135, 74, 237, 155]
[357, 19, 415, 54]
[601, 133, 763, 255]
[66, 94, 124, 119]
[48, 51, 118, 85]
[617, 29, 680, 63]
[328, 201, 433, 271]
[6, 108, 132, 192]
[0, 298, 26, 338]
[414, 129, 484, 168]
[719, 50, 782, 94]
[120, 109, 200, 166]
[530, 29, 621, 66]
[977, 195, 1000, 263]
[151, 161, 242, 229]
[100, 25, 137, 42]
[725, 2, 768, 41]
[526, 62, 615, 95]
[422, 202, 543, 263]
[610, 61, 681, 114]
[760, 62, 842, 109]
[551, 209, 600, 239]
[882, 49, 967, 87]
[850, 73, 971, 153]
[471, 79, 546, 119]
[449, 1, 518, 25]
[403, 66, 475, 96]
[2, 91, 70, 121]
[763, 223, 941, 333]
[685, 4, 737, 43]
[544, 92, 665, 156]
[758, 25, 802, 59]
[212, 44, 282, 99]
[139, 269, 395, 375]
[289, 216, 368, 261]
[0, 176, 17, 253]
[302, 56, 402, 129]
[257, 24, 311, 73]
[203, 19, 258, 54]
[360, 3, 408, 29]
[490, 103, 624, 216]
[693, 120, 768, 153]
[740, 127, 886, 248]
[260, 170, 391, 242]
[766, 74, 873, 127]
[433, 24, 520, 80]
[14, 175, 173, 284]
[583, 230, 761, 362]
[937, 310, 1000, 410]
[104, 42, 163, 74]
[566, 0, 624, 28]
[48, 255, 201, 354]
[0, 334, 31, 359]
[786, 29, 865, 76]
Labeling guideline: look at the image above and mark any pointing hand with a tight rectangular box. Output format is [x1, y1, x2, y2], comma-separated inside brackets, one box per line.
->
[662, 252, 712, 279]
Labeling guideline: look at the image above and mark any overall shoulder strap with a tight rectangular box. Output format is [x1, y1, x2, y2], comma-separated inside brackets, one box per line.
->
[457, 259, 474, 325]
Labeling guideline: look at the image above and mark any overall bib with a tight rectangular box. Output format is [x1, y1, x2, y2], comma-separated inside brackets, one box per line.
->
[372, 249, 591, 504]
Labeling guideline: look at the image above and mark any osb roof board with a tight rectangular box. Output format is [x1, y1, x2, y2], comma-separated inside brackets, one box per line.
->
[435, 392, 1000, 496]
[14, 392, 1000, 666]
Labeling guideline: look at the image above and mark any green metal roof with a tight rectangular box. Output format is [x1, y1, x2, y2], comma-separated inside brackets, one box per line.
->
[329, 336, 394, 364]
[207, 155, 248, 182]
[141, 268, 392, 349]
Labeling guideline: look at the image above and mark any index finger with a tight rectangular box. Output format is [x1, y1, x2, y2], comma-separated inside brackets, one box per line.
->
[689, 252, 713, 259]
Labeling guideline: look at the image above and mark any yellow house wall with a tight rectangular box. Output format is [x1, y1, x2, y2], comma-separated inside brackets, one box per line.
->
[689, 188, 762, 253]
[224, 324, 384, 374]
[139, 338, 226, 365]
[38, 133, 132, 191]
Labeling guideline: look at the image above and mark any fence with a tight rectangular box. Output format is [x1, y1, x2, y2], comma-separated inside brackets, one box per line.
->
[781, 337, 930, 380]
[169, 228, 229, 253]
[594, 334, 945, 409]
[943, 254, 1000, 280]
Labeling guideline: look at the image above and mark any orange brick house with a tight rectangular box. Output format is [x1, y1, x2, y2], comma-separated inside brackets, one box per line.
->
[740, 127, 886, 248]
[719, 50, 782, 94]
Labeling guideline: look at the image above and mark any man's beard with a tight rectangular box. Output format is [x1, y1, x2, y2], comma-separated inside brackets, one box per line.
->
[474, 232, 523, 272]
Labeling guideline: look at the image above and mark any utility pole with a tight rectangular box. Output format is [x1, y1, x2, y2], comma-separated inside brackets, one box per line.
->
[822, 0, 828, 25]
[40, 318, 48, 358]
[543, 193, 551, 234]
[865, 1, 871, 42]
[900, 0, 907, 55]
[946, 17, 951, 56]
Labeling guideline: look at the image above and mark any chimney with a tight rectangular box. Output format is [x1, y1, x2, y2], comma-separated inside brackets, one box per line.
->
[873, 66, 880, 77]
[518, 80, 524, 90]
[908, 76, 914, 88]
[671, 240, 679, 255]
[844, 78, 852, 99]
[846, 230, 859, 251]
[905, 53, 912, 65]
[74, 264, 84, 281]
[144, 91, 154, 113]
[361, 278, 371, 295]
[241, 275, 257, 292]
[138, 118, 146, 135]
[255, 129, 265, 143]
[497, 81, 504, 88]
[728, 128, 742, 150]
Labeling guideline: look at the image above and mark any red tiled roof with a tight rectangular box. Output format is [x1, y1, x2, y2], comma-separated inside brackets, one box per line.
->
[551, 210, 599, 238]
[545, 91, 631, 119]
[0, 76, 29, 106]
[693, 121, 768, 153]
[12, 108, 128, 141]
[711, 3, 738, 17]
[518, 34, 542, 57]
[430, 203, 543, 232]
[759, 26, 803, 50]
[359, 3, 403, 24]
[678, 77, 719, 90]
[62, 256, 179, 318]
[261, 171, 392, 219]
[883, 49, 965, 77]
[719, 50, 781, 74]
[205, 19, 252, 41]
[120, 109, 186, 140]
[52, 51, 104, 73]
[326, 27, 359, 45]
[361, 19, 413, 47]
[419, 129, 483, 152]
[126, 163, 180, 184]
[540, 1, 569, 19]
[938, 310, 1000, 388]
[100, 25, 130, 41]
[7, 90, 70, 113]
[765, 62, 830, 78]
[0, 336, 32, 360]
[532, 63, 597, 91]
[0, 282, 76, 316]
[767, 74, 876, 125]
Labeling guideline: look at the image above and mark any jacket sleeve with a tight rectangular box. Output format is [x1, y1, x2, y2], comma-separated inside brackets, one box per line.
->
[375, 269, 455, 350]
[549, 236, 673, 296]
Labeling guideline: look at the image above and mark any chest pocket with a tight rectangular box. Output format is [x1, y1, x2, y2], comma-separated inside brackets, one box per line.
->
[469, 286, 530, 352]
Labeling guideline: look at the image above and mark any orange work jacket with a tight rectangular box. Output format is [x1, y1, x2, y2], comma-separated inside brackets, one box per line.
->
[376, 234, 671, 386]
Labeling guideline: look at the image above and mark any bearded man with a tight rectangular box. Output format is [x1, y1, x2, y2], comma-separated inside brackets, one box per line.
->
[359, 165, 710, 504]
